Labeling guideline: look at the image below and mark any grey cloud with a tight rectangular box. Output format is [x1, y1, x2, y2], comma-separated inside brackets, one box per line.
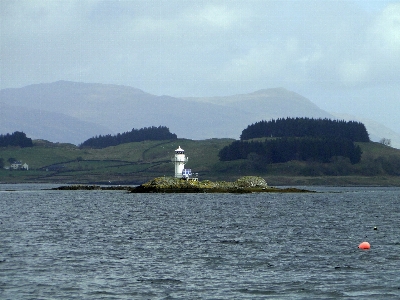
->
[1, 0, 399, 133]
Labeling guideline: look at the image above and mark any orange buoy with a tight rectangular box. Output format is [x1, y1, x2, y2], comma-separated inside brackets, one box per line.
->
[358, 241, 371, 249]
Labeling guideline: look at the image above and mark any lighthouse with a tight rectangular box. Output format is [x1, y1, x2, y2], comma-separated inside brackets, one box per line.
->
[171, 146, 188, 178]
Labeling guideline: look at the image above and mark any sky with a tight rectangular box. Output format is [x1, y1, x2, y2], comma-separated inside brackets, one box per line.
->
[1, 0, 399, 133]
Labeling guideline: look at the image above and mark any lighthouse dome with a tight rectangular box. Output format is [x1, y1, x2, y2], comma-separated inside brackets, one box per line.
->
[175, 146, 184, 154]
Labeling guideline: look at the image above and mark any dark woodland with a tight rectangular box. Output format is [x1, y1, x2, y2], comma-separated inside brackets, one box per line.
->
[220, 118, 367, 164]
[240, 118, 370, 142]
[0, 131, 33, 148]
[219, 137, 362, 164]
[80, 126, 177, 149]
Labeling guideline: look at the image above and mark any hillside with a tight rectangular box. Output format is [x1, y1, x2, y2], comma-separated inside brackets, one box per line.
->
[1, 139, 399, 186]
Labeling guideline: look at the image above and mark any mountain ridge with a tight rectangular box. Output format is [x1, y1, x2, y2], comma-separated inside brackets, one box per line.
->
[1, 81, 399, 148]
[0, 101, 113, 145]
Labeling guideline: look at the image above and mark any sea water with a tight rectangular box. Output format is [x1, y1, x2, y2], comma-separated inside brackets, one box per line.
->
[1, 184, 399, 299]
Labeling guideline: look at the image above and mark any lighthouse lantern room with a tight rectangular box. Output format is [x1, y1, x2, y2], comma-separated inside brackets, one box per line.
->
[171, 146, 188, 178]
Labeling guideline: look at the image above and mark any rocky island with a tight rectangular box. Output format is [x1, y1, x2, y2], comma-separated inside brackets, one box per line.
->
[51, 176, 314, 193]
[128, 176, 314, 193]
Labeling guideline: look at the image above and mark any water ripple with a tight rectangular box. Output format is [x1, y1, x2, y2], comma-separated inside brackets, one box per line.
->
[0, 186, 399, 299]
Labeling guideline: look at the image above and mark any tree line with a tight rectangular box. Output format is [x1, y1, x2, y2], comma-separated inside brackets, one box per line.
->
[219, 137, 362, 164]
[79, 126, 177, 149]
[0, 131, 33, 148]
[240, 118, 370, 142]
[0, 157, 25, 169]
[219, 118, 368, 164]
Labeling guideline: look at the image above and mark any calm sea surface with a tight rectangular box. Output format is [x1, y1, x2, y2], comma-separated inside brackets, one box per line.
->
[1, 184, 399, 299]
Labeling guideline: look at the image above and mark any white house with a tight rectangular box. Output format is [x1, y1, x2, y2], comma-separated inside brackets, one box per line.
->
[10, 161, 22, 170]
[10, 161, 29, 170]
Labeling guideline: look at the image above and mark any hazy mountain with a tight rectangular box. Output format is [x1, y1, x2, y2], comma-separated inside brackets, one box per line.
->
[0, 81, 252, 141]
[0, 102, 112, 145]
[1, 81, 398, 149]
[183, 88, 334, 121]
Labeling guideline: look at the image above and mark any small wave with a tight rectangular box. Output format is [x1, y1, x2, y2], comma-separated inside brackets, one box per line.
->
[137, 278, 183, 284]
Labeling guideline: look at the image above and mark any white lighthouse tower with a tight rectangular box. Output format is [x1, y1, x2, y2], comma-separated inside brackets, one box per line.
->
[171, 146, 188, 178]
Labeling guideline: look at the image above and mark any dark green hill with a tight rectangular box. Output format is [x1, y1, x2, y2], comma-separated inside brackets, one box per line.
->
[1, 138, 400, 186]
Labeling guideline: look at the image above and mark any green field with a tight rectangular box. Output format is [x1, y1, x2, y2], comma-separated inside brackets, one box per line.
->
[1, 139, 400, 185]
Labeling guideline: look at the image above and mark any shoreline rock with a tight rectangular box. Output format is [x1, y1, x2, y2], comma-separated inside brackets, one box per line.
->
[51, 185, 129, 191]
